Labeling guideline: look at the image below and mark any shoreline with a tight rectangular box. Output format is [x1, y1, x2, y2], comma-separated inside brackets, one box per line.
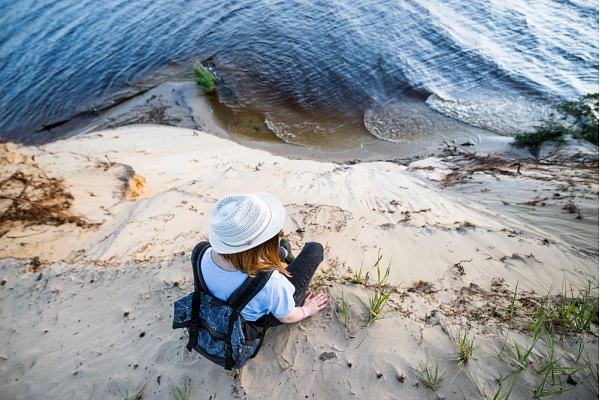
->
[18, 78, 540, 164]
[0, 125, 597, 398]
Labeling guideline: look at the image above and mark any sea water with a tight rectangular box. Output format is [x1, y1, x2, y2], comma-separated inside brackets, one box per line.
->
[1, 0, 598, 148]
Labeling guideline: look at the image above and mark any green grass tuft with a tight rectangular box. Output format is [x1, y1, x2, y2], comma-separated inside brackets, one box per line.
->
[416, 361, 446, 389]
[503, 279, 520, 319]
[350, 262, 364, 284]
[552, 279, 599, 333]
[168, 378, 192, 400]
[501, 278, 598, 335]
[354, 252, 401, 326]
[453, 328, 478, 366]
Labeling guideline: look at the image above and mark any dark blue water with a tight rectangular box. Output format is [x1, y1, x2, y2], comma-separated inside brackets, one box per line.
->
[1, 0, 598, 144]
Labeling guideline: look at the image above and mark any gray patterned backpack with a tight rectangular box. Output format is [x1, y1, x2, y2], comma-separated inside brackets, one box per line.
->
[172, 242, 272, 370]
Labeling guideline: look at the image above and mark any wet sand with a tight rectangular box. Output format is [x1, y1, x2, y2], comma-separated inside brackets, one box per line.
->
[43, 79, 532, 164]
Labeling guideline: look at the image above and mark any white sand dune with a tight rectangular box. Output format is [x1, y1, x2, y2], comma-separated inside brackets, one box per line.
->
[0, 126, 597, 399]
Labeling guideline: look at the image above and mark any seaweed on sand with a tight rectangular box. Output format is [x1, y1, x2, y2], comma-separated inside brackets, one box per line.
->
[0, 170, 95, 231]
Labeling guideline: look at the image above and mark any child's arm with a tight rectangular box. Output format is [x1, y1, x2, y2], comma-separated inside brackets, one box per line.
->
[277, 292, 328, 323]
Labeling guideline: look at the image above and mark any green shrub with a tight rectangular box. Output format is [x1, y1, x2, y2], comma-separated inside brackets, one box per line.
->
[511, 93, 599, 154]
[558, 93, 599, 146]
[192, 66, 215, 94]
[511, 121, 569, 156]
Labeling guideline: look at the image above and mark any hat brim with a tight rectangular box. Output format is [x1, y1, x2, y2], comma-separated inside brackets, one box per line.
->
[209, 192, 285, 254]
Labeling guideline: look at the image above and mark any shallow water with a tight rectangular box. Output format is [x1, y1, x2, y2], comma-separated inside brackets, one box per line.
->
[1, 0, 598, 148]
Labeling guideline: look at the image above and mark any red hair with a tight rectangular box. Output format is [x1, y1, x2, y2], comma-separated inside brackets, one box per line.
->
[221, 233, 290, 278]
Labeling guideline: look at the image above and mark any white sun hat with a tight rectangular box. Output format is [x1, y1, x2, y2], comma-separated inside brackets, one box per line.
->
[209, 193, 285, 254]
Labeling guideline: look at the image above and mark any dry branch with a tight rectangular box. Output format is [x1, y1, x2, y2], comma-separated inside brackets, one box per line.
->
[0, 171, 96, 230]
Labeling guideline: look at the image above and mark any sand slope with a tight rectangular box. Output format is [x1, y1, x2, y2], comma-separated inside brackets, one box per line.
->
[0, 126, 597, 399]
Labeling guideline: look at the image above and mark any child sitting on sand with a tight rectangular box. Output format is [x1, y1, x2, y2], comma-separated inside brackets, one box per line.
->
[200, 192, 327, 326]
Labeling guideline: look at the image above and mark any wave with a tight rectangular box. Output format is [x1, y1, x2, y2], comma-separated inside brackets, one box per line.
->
[265, 117, 378, 152]
[425, 94, 555, 136]
[364, 98, 483, 145]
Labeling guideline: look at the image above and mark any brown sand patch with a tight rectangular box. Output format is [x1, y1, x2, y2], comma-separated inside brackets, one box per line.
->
[125, 173, 147, 200]
[0, 143, 33, 166]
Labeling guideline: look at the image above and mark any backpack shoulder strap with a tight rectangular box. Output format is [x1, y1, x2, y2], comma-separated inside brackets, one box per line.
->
[186, 241, 211, 353]
[191, 240, 273, 312]
[186, 291, 202, 352]
[191, 241, 211, 293]
[227, 271, 273, 313]
[223, 270, 273, 370]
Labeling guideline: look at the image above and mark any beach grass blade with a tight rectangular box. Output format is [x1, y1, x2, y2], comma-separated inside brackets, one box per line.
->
[505, 326, 542, 370]
[115, 379, 148, 400]
[168, 378, 192, 400]
[492, 372, 517, 400]
[503, 280, 520, 319]
[582, 349, 599, 397]
[574, 340, 585, 364]
[338, 289, 350, 326]
[527, 287, 552, 332]
[276, 354, 294, 371]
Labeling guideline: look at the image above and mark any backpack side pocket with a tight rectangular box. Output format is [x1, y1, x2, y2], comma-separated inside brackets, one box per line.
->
[172, 293, 193, 328]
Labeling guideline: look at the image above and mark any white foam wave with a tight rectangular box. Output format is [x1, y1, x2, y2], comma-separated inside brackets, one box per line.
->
[425, 94, 555, 136]
[364, 99, 483, 145]
[266, 118, 379, 152]
[265, 119, 299, 144]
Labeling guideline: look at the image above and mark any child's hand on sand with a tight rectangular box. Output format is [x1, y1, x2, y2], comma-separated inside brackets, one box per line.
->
[301, 292, 327, 317]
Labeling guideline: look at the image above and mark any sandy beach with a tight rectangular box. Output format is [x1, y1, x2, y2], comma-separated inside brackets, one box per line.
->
[0, 125, 598, 399]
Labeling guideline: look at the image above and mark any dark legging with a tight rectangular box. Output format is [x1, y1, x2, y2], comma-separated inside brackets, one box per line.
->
[255, 241, 324, 327]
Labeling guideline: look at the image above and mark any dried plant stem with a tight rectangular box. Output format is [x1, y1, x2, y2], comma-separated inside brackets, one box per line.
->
[0, 178, 31, 222]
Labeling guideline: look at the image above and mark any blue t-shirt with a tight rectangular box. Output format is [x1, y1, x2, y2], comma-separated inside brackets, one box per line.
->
[200, 248, 296, 321]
